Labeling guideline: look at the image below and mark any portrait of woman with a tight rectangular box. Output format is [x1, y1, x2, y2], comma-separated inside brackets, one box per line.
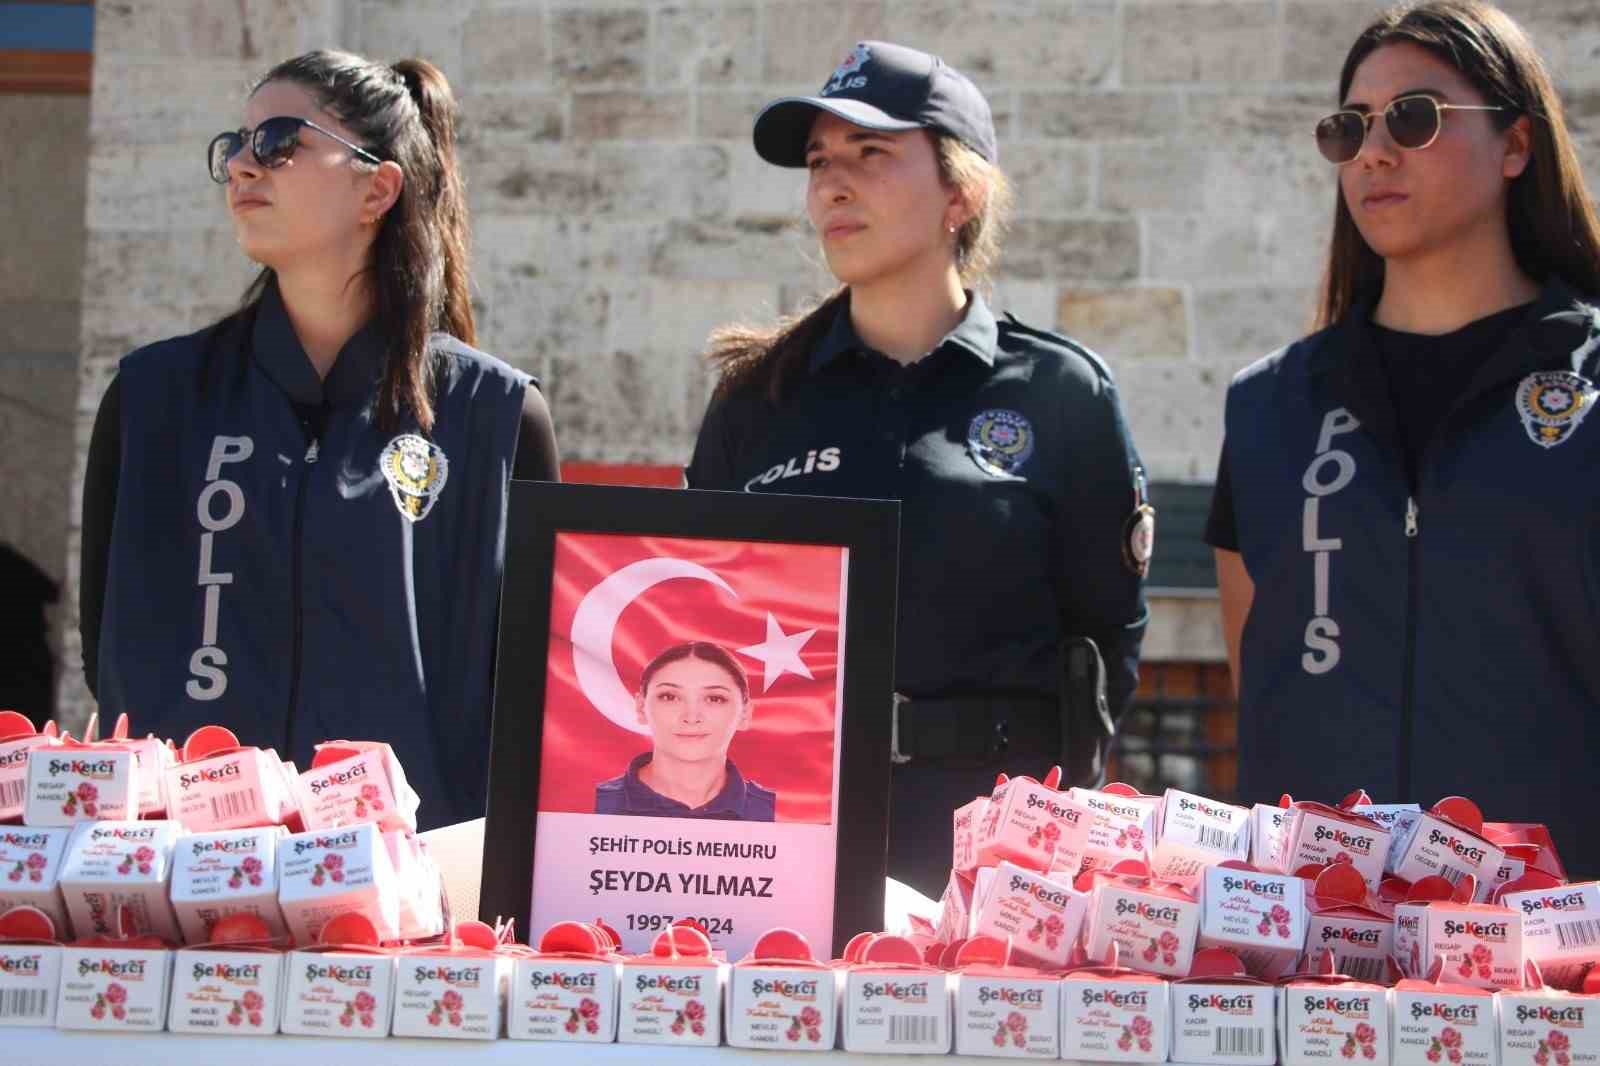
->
[594, 641, 777, 821]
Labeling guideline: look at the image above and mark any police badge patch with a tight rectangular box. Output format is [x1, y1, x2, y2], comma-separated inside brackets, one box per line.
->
[966, 409, 1035, 478]
[1515, 371, 1596, 449]
[379, 433, 449, 522]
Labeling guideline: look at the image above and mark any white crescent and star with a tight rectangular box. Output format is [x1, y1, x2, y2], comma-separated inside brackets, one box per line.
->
[569, 556, 818, 733]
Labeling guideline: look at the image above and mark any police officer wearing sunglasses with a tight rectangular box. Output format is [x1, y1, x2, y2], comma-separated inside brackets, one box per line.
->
[79, 51, 559, 829]
[1207, 2, 1600, 870]
[685, 42, 1152, 896]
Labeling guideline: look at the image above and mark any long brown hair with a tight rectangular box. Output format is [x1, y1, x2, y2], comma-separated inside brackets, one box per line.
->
[223, 50, 473, 433]
[707, 132, 1014, 404]
[1318, 1, 1600, 328]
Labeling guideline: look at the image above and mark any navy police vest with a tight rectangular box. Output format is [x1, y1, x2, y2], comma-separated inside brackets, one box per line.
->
[1225, 283, 1600, 869]
[96, 284, 529, 828]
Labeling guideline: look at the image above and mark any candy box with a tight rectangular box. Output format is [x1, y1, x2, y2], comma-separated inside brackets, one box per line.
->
[1418, 887, 1523, 991]
[1277, 950, 1392, 1066]
[277, 822, 401, 945]
[1082, 861, 1202, 978]
[170, 825, 288, 945]
[168, 938, 285, 1035]
[1253, 801, 1292, 872]
[0, 825, 72, 936]
[950, 936, 1061, 1058]
[1071, 784, 1162, 871]
[164, 725, 291, 833]
[508, 920, 623, 1042]
[58, 820, 181, 943]
[384, 831, 445, 941]
[1503, 880, 1600, 991]
[970, 861, 1088, 969]
[1306, 862, 1396, 985]
[1152, 789, 1252, 891]
[619, 923, 725, 1046]
[0, 907, 64, 1027]
[728, 927, 837, 1051]
[0, 712, 56, 822]
[299, 741, 419, 833]
[1350, 802, 1423, 873]
[83, 714, 172, 819]
[280, 914, 395, 1037]
[1059, 944, 1171, 1062]
[1281, 800, 1391, 894]
[1198, 861, 1309, 980]
[1484, 825, 1568, 886]
[936, 870, 977, 946]
[55, 911, 174, 1032]
[840, 934, 952, 1054]
[1392, 963, 1499, 1066]
[974, 771, 1093, 876]
[23, 743, 140, 827]
[1497, 963, 1600, 1066]
[1391, 800, 1505, 903]
[955, 795, 991, 876]
[392, 924, 511, 1040]
[1170, 949, 1278, 1065]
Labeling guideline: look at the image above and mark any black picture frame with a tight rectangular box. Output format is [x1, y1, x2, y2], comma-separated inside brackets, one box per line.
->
[479, 482, 899, 957]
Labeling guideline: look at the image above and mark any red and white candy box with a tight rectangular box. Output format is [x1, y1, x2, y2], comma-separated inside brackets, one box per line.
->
[1082, 861, 1201, 978]
[1305, 862, 1396, 985]
[936, 870, 977, 945]
[170, 825, 288, 945]
[507, 920, 623, 1043]
[164, 725, 292, 833]
[299, 741, 419, 834]
[1070, 784, 1162, 872]
[1059, 943, 1171, 1063]
[970, 861, 1088, 970]
[840, 933, 952, 1055]
[1277, 950, 1392, 1066]
[727, 927, 836, 1051]
[168, 915, 286, 1036]
[1169, 948, 1278, 1065]
[1392, 960, 1499, 1066]
[1501, 877, 1600, 991]
[1498, 962, 1600, 1066]
[0, 711, 57, 822]
[277, 822, 402, 945]
[955, 794, 990, 877]
[1151, 789, 1252, 892]
[950, 935, 1062, 1058]
[1251, 800, 1292, 872]
[1417, 876, 1524, 991]
[1197, 860, 1308, 980]
[0, 825, 72, 936]
[23, 739, 140, 827]
[619, 923, 725, 1046]
[281, 913, 395, 1037]
[55, 908, 174, 1032]
[1349, 801, 1423, 873]
[1280, 797, 1391, 894]
[0, 906, 63, 1028]
[58, 820, 182, 943]
[974, 769, 1092, 876]
[84, 713, 172, 820]
[1390, 799, 1505, 903]
[393, 922, 513, 1040]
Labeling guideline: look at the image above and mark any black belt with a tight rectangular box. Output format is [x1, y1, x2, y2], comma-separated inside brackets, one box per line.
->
[890, 691, 1060, 766]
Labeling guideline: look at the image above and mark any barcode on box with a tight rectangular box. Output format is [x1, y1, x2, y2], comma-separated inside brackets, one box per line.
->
[0, 988, 49, 1020]
[1556, 920, 1599, 951]
[1200, 826, 1236, 850]
[0, 779, 23, 810]
[1215, 1026, 1266, 1057]
[1339, 955, 1387, 982]
[1438, 864, 1468, 886]
[889, 1015, 938, 1045]
[209, 790, 258, 822]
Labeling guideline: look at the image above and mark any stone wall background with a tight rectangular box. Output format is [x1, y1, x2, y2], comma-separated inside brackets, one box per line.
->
[46, 0, 1600, 725]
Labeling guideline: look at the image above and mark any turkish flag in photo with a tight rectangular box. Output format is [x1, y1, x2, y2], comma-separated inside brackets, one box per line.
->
[537, 532, 846, 824]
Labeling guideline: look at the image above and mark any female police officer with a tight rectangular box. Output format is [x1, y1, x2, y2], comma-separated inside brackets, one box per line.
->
[1207, 2, 1600, 869]
[78, 51, 559, 829]
[685, 42, 1151, 895]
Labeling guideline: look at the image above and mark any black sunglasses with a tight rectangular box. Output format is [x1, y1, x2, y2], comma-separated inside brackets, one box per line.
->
[207, 116, 382, 184]
[1315, 93, 1507, 165]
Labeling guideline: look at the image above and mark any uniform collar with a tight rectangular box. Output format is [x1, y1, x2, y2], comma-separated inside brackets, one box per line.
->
[251, 278, 388, 410]
[618, 752, 753, 817]
[809, 289, 1000, 372]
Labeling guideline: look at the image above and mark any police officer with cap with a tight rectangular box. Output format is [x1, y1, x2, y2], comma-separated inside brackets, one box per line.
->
[686, 41, 1152, 896]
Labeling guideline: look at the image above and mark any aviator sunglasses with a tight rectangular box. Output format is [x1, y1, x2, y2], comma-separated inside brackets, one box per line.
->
[208, 115, 382, 183]
[1314, 93, 1507, 165]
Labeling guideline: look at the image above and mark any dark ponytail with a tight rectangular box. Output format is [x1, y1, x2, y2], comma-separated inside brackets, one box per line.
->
[228, 50, 476, 434]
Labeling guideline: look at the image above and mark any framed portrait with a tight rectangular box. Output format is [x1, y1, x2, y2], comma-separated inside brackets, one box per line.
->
[480, 482, 899, 959]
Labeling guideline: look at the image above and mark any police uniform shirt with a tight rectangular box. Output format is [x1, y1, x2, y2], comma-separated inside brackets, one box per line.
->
[594, 753, 777, 821]
[80, 281, 553, 829]
[1208, 282, 1600, 871]
[686, 292, 1149, 715]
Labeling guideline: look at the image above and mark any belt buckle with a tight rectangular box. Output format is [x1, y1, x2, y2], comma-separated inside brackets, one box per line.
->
[890, 692, 912, 765]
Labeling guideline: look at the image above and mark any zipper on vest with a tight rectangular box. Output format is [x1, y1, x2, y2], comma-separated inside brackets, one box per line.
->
[1399, 493, 1420, 799]
[283, 434, 319, 758]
